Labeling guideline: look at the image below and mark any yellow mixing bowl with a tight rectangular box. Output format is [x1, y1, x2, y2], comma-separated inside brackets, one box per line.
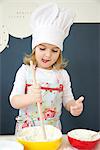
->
[17, 125, 62, 150]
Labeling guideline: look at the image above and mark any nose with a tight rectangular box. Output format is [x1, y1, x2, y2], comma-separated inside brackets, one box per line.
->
[45, 49, 51, 58]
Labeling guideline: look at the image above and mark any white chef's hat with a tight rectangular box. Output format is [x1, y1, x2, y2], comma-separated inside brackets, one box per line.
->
[30, 3, 75, 51]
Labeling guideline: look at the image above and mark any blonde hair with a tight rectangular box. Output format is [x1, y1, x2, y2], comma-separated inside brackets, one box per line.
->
[23, 48, 68, 70]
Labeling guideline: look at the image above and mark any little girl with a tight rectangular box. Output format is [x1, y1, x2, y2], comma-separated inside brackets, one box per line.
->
[9, 3, 84, 134]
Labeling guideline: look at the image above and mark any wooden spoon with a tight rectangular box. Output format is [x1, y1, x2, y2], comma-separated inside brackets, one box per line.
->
[30, 61, 47, 140]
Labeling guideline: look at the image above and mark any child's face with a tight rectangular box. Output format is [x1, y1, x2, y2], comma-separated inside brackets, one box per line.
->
[35, 43, 60, 69]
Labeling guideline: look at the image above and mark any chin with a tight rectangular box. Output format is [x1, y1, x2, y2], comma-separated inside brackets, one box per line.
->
[40, 64, 52, 70]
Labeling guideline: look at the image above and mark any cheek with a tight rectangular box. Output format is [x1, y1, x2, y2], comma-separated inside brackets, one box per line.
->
[53, 53, 60, 61]
[35, 51, 42, 60]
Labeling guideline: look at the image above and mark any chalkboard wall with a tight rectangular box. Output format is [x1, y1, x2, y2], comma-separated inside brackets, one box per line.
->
[0, 24, 99, 134]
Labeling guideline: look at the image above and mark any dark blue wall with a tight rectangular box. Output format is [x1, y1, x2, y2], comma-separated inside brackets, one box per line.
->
[0, 24, 100, 134]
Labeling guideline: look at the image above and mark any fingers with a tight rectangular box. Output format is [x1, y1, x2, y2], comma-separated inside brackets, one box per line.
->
[70, 96, 84, 116]
[70, 104, 83, 116]
[70, 108, 83, 116]
[71, 104, 82, 111]
[31, 85, 42, 103]
[71, 96, 84, 109]
[75, 96, 84, 110]
[76, 96, 84, 104]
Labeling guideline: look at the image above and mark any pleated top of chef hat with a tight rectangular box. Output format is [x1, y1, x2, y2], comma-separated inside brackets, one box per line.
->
[30, 3, 75, 51]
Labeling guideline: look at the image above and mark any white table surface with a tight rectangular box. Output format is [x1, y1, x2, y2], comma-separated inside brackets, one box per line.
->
[0, 135, 100, 150]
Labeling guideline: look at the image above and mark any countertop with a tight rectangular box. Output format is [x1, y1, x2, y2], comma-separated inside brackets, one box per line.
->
[0, 135, 100, 150]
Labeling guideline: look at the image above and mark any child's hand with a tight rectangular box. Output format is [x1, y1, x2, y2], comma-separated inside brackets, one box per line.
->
[70, 96, 84, 116]
[28, 84, 42, 104]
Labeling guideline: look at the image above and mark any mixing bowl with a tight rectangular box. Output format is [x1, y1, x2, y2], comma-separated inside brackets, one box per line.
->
[0, 140, 24, 150]
[17, 125, 62, 150]
[67, 129, 100, 150]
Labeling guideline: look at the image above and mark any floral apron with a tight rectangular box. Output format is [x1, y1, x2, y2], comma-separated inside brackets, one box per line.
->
[15, 70, 64, 135]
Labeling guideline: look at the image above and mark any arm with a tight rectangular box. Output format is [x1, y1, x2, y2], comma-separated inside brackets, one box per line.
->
[10, 84, 41, 109]
[10, 65, 41, 109]
[10, 94, 35, 109]
[62, 70, 84, 116]
[10, 90, 41, 109]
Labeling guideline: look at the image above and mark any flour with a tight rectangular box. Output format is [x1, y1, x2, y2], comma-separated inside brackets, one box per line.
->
[68, 129, 99, 141]
[18, 125, 62, 142]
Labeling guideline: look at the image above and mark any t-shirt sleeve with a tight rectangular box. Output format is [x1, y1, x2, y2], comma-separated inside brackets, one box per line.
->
[61, 69, 74, 106]
[9, 64, 26, 102]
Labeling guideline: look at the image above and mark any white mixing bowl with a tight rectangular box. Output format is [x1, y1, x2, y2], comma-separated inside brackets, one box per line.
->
[0, 140, 24, 150]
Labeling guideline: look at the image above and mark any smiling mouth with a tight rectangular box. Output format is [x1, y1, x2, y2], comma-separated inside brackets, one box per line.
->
[42, 59, 50, 63]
